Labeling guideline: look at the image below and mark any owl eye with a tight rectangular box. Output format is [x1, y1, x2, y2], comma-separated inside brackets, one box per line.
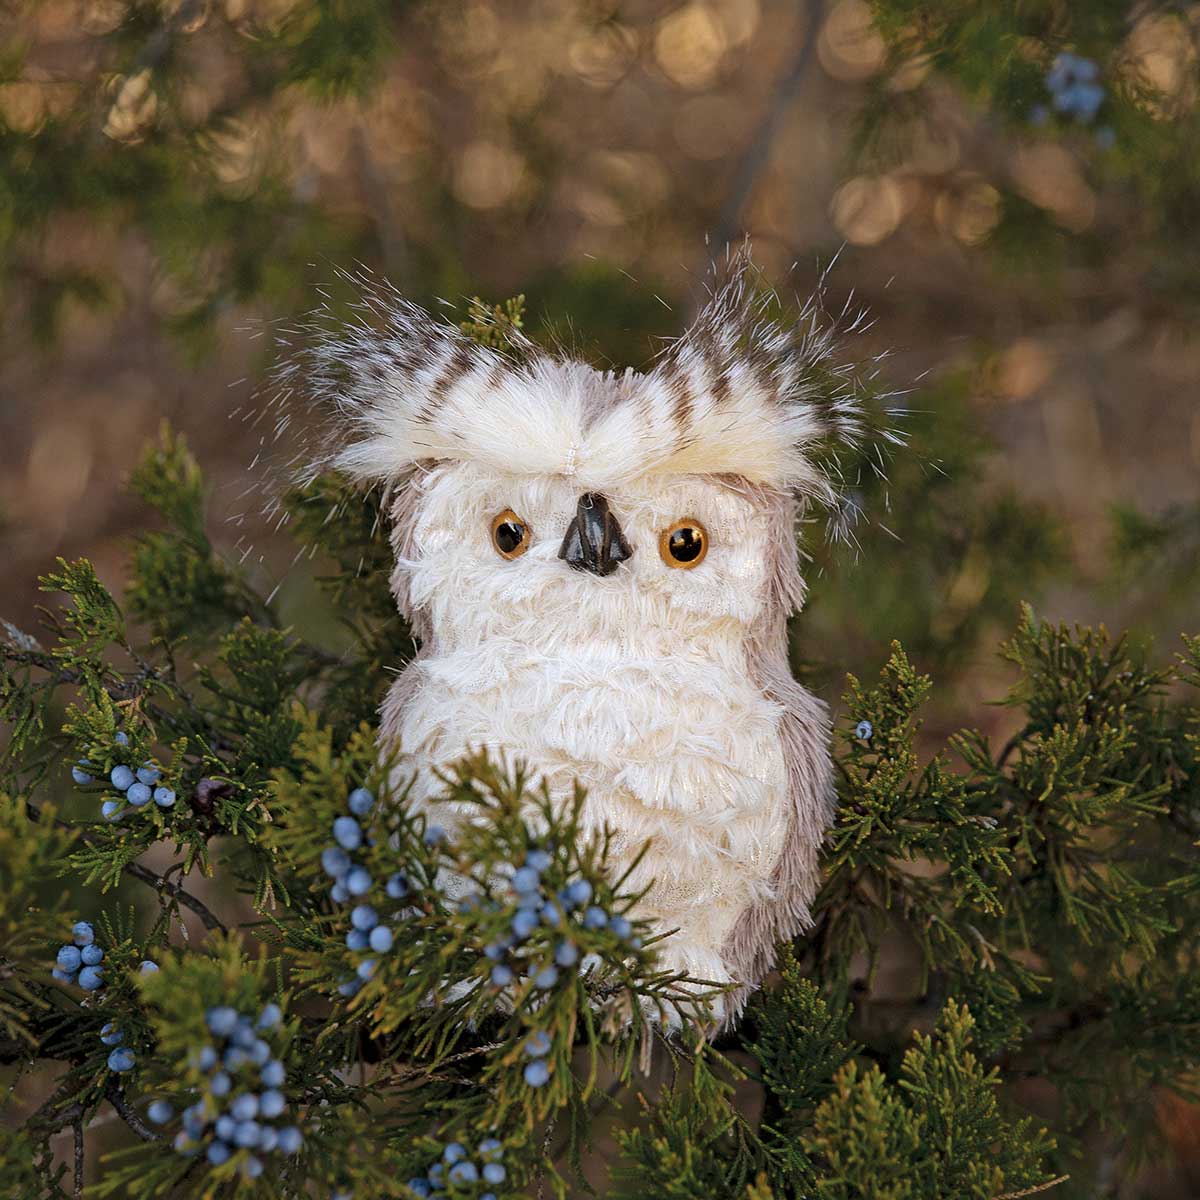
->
[658, 518, 708, 569]
[490, 509, 531, 559]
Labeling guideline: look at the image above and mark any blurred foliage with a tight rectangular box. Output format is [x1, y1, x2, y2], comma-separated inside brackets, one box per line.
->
[804, 374, 1066, 687]
[1107, 500, 1200, 635]
[0, 0, 400, 350]
[864, 0, 1200, 305]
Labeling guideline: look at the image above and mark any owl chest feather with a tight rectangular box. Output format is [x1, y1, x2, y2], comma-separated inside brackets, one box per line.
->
[387, 644, 790, 927]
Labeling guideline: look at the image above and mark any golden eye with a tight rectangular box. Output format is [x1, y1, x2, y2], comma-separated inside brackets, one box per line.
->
[659, 518, 708, 569]
[490, 509, 531, 559]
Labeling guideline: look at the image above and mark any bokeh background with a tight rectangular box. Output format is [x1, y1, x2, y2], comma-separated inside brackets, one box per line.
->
[2, 0, 1199, 1191]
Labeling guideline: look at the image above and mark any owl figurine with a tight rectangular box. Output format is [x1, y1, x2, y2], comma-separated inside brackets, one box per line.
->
[279, 255, 872, 1027]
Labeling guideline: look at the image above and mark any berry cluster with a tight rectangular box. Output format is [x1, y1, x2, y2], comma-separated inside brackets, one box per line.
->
[319, 786, 409, 998]
[52, 922, 106, 991]
[149, 1002, 301, 1179]
[1046, 53, 1104, 123]
[855, 720, 873, 741]
[73, 730, 175, 821]
[321, 786, 379, 903]
[97, 960, 159, 1073]
[481, 851, 639, 1087]
[485, 852, 637, 987]
[519, 1030, 552, 1088]
[1031, 52, 1113, 142]
[407, 1137, 508, 1199]
[100, 1021, 136, 1074]
[335, 898, 398, 998]
[52, 924, 159, 1070]
[51, 922, 160, 997]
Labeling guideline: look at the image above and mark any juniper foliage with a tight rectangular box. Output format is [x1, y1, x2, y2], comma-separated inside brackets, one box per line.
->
[862, 0, 1200, 305]
[1, 366, 1198, 1196]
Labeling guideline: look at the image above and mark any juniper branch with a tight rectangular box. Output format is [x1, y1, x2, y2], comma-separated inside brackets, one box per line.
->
[2, 645, 97, 693]
[24, 800, 227, 934]
[72, 1118, 83, 1199]
[104, 1084, 160, 1144]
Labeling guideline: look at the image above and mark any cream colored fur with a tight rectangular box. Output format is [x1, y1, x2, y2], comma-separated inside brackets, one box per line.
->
[379, 465, 831, 1026]
[331, 354, 829, 499]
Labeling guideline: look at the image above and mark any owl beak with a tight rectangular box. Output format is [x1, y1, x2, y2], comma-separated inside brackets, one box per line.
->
[558, 493, 632, 577]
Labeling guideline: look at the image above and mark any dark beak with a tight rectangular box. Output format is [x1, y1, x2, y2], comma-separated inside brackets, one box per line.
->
[558, 493, 632, 577]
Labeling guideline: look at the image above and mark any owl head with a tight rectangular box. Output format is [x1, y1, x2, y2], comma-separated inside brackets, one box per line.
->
[269, 253, 889, 652]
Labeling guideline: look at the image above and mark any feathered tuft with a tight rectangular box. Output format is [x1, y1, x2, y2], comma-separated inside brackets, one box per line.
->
[654, 243, 906, 542]
[257, 251, 904, 542]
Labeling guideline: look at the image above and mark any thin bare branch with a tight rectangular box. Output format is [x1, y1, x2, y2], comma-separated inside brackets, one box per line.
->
[25, 800, 228, 934]
[1, 644, 84, 688]
[105, 1083, 160, 1143]
[123, 858, 228, 934]
[712, 0, 824, 255]
[995, 1176, 1070, 1200]
[72, 1118, 84, 1198]
[27, 1084, 82, 1136]
[352, 118, 409, 277]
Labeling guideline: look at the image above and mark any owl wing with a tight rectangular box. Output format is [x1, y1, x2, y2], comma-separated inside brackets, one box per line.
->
[719, 667, 835, 1023]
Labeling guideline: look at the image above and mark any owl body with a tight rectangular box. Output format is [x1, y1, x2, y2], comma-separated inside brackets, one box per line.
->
[279, 258, 871, 1027]
[381, 465, 811, 1005]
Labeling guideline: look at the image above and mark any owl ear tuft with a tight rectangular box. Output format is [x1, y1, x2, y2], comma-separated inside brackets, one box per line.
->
[262, 265, 536, 494]
[657, 243, 907, 544]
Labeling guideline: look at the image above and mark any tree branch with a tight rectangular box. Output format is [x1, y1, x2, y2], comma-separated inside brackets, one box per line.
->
[73, 1118, 84, 1199]
[27, 1082, 83, 1135]
[1, 644, 84, 689]
[122, 858, 228, 934]
[712, 0, 824, 254]
[2, 643, 166, 701]
[105, 1083, 160, 1143]
[352, 118, 409, 278]
[24, 800, 228, 934]
[995, 1176, 1070, 1199]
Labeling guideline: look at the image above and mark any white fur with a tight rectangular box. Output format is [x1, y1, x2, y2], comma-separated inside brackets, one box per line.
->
[385, 467, 790, 1013]
[331, 357, 828, 496]
[275, 262, 872, 507]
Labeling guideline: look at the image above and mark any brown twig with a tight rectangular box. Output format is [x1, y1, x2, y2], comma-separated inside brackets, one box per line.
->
[1, 644, 85, 689]
[25, 800, 228, 934]
[385, 1040, 506, 1085]
[435, 1040, 504, 1066]
[105, 1082, 160, 1143]
[72, 1118, 84, 1198]
[536, 1114, 557, 1200]
[27, 1083, 83, 1136]
[111, 856, 227, 933]
[995, 1175, 1070, 1199]
[711, 0, 824, 255]
[995, 728, 1029, 770]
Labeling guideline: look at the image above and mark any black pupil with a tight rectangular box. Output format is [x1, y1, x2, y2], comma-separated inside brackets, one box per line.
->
[495, 521, 525, 554]
[668, 527, 703, 562]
